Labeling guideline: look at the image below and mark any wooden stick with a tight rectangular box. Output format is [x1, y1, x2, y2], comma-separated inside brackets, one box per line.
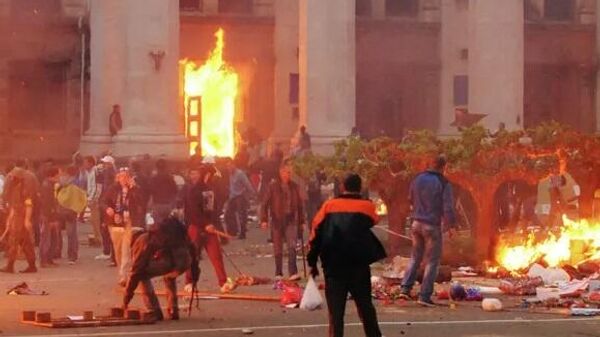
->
[136, 289, 281, 302]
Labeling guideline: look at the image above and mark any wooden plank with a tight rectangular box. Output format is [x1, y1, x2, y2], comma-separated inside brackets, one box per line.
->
[21, 315, 155, 329]
[21, 318, 155, 329]
[126, 289, 281, 303]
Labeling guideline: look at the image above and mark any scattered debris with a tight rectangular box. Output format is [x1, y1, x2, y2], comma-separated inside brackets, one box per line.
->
[499, 276, 544, 296]
[482, 298, 503, 312]
[280, 284, 303, 307]
[7, 282, 48, 296]
[571, 308, 600, 316]
[235, 276, 272, 287]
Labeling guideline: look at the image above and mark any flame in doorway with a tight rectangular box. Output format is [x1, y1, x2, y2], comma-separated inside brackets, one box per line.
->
[182, 28, 238, 157]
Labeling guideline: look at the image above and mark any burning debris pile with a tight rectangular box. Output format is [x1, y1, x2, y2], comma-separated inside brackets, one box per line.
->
[494, 216, 600, 274]
[477, 216, 600, 315]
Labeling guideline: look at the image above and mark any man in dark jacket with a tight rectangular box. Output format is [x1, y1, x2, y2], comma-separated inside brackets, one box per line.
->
[39, 167, 61, 267]
[109, 104, 123, 137]
[261, 164, 305, 280]
[308, 173, 385, 337]
[122, 216, 199, 321]
[96, 155, 117, 261]
[101, 169, 147, 286]
[400, 155, 456, 307]
[149, 159, 178, 223]
[180, 165, 229, 293]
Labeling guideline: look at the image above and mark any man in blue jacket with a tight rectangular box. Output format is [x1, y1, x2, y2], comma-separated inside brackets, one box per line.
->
[400, 155, 456, 307]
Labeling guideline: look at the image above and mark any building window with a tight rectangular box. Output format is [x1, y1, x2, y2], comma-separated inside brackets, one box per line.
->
[385, 0, 418, 17]
[544, 0, 574, 22]
[356, 0, 372, 17]
[218, 0, 253, 14]
[10, 0, 61, 17]
[180, 0, 202, 11]
[453, 75, 468, 106]
[8, 61, 67, 131]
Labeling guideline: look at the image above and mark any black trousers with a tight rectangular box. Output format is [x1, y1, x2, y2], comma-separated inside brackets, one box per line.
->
[325, 266, 382, 337]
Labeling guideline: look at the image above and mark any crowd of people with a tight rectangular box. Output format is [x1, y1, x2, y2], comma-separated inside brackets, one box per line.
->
[0, 124, 393, 335]
[0, 125, 326, 284]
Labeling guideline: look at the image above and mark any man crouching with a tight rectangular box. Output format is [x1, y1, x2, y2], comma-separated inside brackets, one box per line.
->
[122, 215, 199, 321]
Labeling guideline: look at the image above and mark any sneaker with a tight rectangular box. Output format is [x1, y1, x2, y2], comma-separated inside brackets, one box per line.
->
[398, 291, 412, 301]
[220, 278, 237, 294]
[289, 274, 301, 281]
[108, 261, 117, 267]
[274, 275, 284, 281]
[68, 260, 76, 265]
[95, 254, 111, 260]
[417, 298, 436, 308]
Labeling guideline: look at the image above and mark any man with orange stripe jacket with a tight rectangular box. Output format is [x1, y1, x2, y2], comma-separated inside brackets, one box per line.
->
[308, 173, 385, 337]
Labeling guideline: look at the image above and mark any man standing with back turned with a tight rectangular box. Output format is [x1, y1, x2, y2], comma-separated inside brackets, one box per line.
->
[308, 173, 386, 337]
[400, 155, 456, 307]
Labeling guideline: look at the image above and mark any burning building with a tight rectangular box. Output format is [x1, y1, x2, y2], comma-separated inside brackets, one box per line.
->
[0, 0, 600, 159]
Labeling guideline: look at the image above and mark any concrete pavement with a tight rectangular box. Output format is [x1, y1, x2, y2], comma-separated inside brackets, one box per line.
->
[0, 222, 599, 337]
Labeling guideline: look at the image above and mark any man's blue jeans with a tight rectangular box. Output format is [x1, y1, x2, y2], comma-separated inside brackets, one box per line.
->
[401, 221, 443, 301]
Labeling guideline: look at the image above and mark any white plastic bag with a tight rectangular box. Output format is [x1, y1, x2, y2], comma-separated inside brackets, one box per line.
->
[300, 277, 323, 311]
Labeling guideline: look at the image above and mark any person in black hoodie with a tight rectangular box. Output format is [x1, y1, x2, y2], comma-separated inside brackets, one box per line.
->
[180, 165, 229, 293]
[308, 173, 385, 337]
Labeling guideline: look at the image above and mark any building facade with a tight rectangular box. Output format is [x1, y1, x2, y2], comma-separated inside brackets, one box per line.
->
[0, 0, 598, 159]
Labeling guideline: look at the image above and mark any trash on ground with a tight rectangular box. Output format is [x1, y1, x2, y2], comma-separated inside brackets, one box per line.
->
[7, 282, 49, 296]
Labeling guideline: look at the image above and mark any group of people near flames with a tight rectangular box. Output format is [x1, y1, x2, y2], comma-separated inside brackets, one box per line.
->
[0, 129, 587, 337]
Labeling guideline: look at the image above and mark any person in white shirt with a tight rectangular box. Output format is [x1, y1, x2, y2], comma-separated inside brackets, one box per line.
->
[83, 156, 101, 246]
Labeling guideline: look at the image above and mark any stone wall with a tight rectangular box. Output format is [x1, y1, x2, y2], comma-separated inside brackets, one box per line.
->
[356, 21, 441, 138]
[0, 0, 84, 160]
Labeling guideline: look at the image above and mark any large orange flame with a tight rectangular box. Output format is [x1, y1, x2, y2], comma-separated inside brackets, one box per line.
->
[496, 216, 600, 271]
[182, 28, 238, 157]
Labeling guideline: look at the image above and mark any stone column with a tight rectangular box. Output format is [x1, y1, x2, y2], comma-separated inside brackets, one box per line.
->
[111, 0, 186, 158]
[80, 0, 125, 155]
[299, 0, 356, 154]
[270, 0, 299, 149]
[438, 0, 469, 135]
[468, 0, 524, 130]
[596, 0, 600, 132]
